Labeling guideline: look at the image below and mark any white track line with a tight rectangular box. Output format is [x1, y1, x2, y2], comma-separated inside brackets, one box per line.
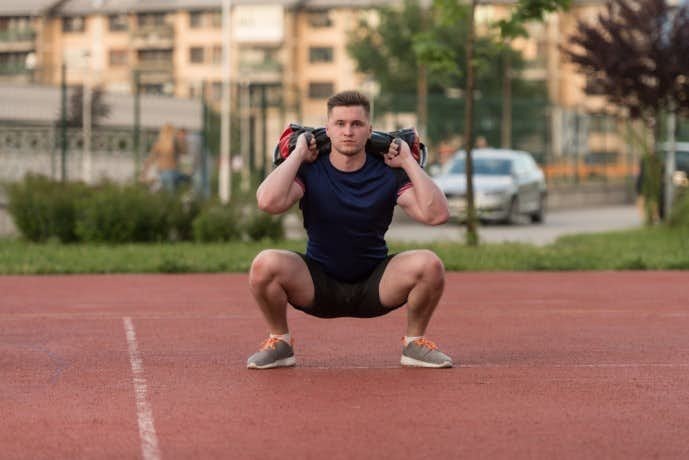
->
[123, 317, 161, 460]
[303, 363, 689, 370]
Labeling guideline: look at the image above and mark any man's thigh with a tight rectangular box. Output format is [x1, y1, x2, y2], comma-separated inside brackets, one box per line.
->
[252, 249, 315, 308]
[378, 250, 443, 307]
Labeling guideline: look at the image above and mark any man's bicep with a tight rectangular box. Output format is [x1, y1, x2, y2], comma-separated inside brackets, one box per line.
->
[285, 179, 305, 207]
[396, 186, 423, 221]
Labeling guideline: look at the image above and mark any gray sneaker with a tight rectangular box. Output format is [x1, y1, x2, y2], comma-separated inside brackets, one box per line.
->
[401, 338, 453, 368]
[247, 337, 296, 369]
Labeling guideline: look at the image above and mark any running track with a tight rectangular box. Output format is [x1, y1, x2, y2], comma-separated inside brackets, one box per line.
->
[2, 272, 688, 459]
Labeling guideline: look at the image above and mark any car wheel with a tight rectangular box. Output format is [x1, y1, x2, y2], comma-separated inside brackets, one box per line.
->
[530, 194, 546, 224]
[506, 196, 520, 225]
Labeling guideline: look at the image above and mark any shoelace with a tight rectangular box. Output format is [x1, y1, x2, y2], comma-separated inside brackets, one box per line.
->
[259, 337, 282, 351]
[259, 337, 292, 351]
[402, 337, 439, 350]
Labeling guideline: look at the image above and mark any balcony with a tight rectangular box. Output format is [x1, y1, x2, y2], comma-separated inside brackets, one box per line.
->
[134, 60, 174, 87]
[238, 60, 283, 83]
[130, 25, 174, 49]
[0, 29, 36, 53]
[0, 63, 31, 75]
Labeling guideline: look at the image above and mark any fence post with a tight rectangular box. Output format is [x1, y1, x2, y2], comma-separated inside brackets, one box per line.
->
[60, 63, 68, 182]
[133, 70, 141, 179]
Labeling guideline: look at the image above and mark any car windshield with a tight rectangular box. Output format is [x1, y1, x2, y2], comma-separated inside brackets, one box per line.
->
[448, 157, 513, 176]
[677, 151, 689, 172]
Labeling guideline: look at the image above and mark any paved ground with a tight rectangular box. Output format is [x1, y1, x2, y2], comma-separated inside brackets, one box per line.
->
[285, 205, 642, 245]
[2, 272, 688, 459]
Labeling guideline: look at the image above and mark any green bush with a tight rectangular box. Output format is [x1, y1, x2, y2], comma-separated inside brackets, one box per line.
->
[244, 211, 284, 241]
[668, 189, 689, 228]
[6, 175, 87, 242]
[75, 183, 170, 243]
[192, 204, 241, 242]
[163, 194, 203, 242]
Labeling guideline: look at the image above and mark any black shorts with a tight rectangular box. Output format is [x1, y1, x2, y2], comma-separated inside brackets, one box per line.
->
[291, 253, 406, 319]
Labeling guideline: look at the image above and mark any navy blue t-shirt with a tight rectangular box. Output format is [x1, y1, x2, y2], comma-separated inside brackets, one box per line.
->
[296, 152, 412, 282]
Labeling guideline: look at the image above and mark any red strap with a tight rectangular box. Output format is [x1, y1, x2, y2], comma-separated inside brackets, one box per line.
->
[277, 125, 296, 160]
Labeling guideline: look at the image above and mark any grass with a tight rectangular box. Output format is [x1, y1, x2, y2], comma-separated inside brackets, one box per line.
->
[1, 226, 688, 275]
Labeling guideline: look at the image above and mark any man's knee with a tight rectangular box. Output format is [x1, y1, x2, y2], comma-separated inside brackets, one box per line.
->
[249, 250, 284, 287]
[414, 250, 445, 285]
[421, 249, 445, 283]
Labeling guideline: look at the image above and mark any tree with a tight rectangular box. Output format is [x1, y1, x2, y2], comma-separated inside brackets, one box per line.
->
[426, 0, 570, 245]
[348, 0, 565, 246]
[496, 0, 573, 148]
[565, 0, 689, 224]
[347, 0, 539, 145]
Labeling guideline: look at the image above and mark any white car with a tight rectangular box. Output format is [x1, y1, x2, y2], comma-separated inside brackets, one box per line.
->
[433, 148, 547, 224]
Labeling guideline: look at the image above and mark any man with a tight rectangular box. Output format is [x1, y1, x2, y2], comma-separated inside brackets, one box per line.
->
[247, 90, 452, 369]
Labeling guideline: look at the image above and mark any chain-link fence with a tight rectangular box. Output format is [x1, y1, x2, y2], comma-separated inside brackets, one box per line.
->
[368, 92, 689, 186]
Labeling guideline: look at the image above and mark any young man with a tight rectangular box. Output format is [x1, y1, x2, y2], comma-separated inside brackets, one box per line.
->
[247, 90, 452, 369]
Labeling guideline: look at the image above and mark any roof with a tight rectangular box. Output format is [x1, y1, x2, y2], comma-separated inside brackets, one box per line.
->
[57, 0, 302, 15]
[42, 0, 398, 16]
[0, 0, 63, 16]
[1, 0, 606, 16]
[0, 84, 201, 130]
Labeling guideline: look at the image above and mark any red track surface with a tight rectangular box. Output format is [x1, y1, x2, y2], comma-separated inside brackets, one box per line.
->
[2, 272, 689, 459]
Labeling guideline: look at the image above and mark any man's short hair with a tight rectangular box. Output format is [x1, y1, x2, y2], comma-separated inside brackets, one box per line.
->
[327, 90, 371, 118]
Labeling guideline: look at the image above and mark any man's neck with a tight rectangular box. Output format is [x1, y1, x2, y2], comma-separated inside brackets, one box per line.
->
[329, 150, 366, 172]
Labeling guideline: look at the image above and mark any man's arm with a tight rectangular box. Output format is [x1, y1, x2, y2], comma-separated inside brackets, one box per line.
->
[256, 133, 317, 214]
[384, 140, 449, 225]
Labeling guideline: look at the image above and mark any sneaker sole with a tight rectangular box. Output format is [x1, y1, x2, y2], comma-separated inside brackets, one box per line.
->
[400, 355, 453, 368]
[247, 356, 296, 370]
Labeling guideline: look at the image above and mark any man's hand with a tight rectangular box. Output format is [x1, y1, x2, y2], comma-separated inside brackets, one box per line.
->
[295, 132, 319, 164]
[383, 138, 414, 169]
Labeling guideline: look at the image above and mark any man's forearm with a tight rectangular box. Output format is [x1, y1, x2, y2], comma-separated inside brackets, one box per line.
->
[256, 148, 304, 211]
[402, 158, 449, 223]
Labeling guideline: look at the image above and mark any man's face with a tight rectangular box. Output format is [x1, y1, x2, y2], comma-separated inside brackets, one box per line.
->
[326, 105, 372, 156]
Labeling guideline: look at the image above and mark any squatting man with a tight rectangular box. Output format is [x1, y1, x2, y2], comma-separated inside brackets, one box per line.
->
[246, 90, 453, 369]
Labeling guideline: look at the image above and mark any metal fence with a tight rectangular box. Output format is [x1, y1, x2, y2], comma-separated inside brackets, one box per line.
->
[0, 123, 159, 184]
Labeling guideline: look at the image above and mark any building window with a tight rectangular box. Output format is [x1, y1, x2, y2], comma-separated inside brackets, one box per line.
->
[108, 14, 128, 32]
[239, 47, 280, 72]
[0, 16, 31, 32]
[308, 11, 332, 28]
[209, 11, 222, 28]
[190, 47, 205, 64]
[0, 51, 29, 73]
[211, 45, 222, 65]
[308, 82, 334, 99]
[109, 49, 128, 66]
[137, 13, 166, 27]
[138, 49, 172, 63]
[189, 11, 203, 28]
[309, 47, 334, 63]
[62, 16, 85, 33]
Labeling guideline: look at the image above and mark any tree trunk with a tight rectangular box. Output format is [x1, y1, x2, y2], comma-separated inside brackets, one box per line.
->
[464, 0, 478, 246]
[418, 64, 428, 141]
[417, 5, 428, 156]
[501, 47, 512, 149]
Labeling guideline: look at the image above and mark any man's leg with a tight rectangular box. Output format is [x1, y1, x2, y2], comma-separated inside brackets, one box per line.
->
[378, 249, 445, 337]
[249, 249, 314, 335]
[379, 250, 452, 368]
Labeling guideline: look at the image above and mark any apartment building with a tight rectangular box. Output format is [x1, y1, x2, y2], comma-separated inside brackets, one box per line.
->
[1, 0, 625, 165]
